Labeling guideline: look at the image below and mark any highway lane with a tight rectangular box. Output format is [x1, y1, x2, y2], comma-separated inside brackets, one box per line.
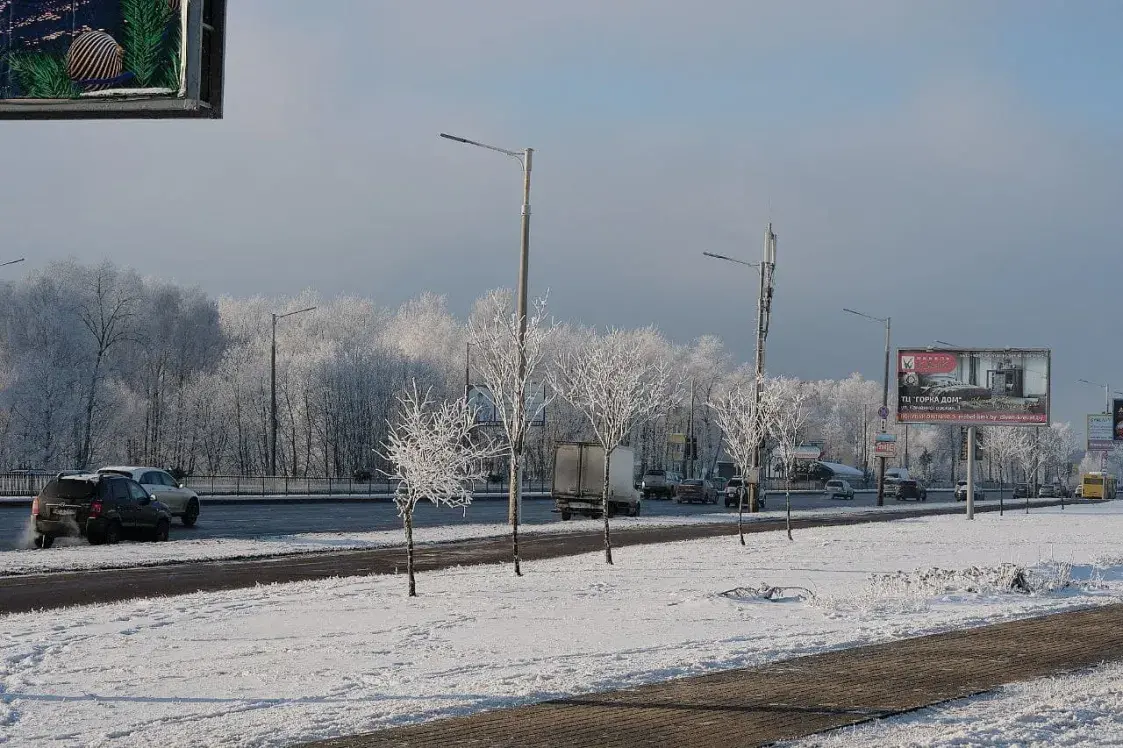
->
[0, 490, 960, 551]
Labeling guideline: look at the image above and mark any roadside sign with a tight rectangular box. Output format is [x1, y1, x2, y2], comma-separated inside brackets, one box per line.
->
[874, 432, 897, 458]
[878, 406, 889, 420]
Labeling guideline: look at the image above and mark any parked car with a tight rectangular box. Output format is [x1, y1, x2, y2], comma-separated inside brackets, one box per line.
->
[1038, 482, 1069, 498]
[894, 479, 927, 501]
[954, 481, 986, 501]
[723, 477, 766, 509]
[675, 479, 717, 504]
[824, 479, 854, 501]
[32, 473, 172, 548]
[1013, 483, 1031, 499]
[98, 467, 200, 526]
[640, 469, 675, 500]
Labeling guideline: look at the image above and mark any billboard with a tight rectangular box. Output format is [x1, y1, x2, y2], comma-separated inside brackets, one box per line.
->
[0, 0, 226, 119]
[467, 384, 546, 427]
[1088, 414, 1114, 452]
[897, 348, 1050, 425]
[1114, 399, 1123, 442]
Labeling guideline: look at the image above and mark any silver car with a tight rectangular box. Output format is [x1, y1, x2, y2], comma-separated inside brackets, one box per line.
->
[98, 466, 200, 526]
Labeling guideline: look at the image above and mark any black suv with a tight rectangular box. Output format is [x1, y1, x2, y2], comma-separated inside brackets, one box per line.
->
[32, 473, 172, 548]
[894, 479, 927, 501]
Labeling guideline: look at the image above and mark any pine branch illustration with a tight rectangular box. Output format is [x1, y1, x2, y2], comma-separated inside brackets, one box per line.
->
[6, 52, 77, 98]
[122, 0, 175, 87]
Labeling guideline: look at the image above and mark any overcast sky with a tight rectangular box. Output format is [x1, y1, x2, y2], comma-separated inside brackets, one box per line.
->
[3, 1, 1121, 429]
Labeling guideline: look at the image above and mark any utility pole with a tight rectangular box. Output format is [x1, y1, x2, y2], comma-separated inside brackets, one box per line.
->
[748, 224, 777, 513]
[700, 224, 776, 513]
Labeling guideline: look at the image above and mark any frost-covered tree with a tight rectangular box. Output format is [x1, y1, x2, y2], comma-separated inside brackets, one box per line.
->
[765, 376, 811, 541]
[550, 327, 681, 565]
[709, 368, 768, 546]
[381, 381, 495, 597]
[981, 426, 1031, 515]
[468, 289, 555, 577]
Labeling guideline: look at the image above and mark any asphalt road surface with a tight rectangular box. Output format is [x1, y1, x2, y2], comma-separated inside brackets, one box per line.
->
[0, 490, 961, 551]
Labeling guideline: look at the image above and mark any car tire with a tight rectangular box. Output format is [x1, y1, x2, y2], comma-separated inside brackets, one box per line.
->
[182, 499, 199, 528]
[560, 510, 571, 521]
[153, 519, 170, 542]
[34, 534, 54, 549]
[606, 504, 617, 519]
[104, 521, 122, 545]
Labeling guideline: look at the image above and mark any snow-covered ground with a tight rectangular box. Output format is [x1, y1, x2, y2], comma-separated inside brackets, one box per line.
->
[792, 660, 1123, 747]
[2, 503, 1121, 747]
[0, 497, 1029, 576]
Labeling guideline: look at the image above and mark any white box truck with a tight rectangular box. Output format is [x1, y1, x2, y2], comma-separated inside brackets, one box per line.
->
[552, 442, 641, 520]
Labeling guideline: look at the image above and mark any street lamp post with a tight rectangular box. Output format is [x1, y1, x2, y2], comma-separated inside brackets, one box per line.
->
[441, 132, 533, 525]
[843, 308, 891, 506]
[0, 258, 25, 269]
[270, 306, 317, 476]
[702, 223, 777, 513]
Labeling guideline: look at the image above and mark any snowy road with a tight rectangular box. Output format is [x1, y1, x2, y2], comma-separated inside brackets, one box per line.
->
[0, 503, 1118, 747]
[0, 489, 960, 551]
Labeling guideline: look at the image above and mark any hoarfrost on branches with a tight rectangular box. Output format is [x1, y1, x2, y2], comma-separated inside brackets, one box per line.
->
[468, 289, 556, 576]
[381, 380, 496, 596]
[708, 367, 769, 546]
[550, 327, 682, 564]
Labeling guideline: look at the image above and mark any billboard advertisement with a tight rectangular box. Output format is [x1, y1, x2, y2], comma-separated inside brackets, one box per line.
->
[897, 348, 1050, 425]
[1114, 399, 1123, 442]
[0, 0, 226, 119]
[1088, 414, 1114, 452]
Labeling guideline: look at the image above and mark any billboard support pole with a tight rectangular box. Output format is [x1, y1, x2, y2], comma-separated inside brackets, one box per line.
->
[966, 425, 976, 520]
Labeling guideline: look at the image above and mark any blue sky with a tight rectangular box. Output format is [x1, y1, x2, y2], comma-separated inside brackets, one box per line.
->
[2, 1, 1122, 428]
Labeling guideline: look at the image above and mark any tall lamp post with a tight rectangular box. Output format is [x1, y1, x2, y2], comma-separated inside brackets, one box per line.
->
[441, 132, 533, 525]
[702, 223, 777, 513]
[270, 306, 316, 476]
[0, 258, 25, 269]
[843, 308, 891, 506]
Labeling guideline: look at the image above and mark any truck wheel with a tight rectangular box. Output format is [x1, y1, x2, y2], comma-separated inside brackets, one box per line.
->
[560, 510, 571, 521]
[34, 534, 54, 549]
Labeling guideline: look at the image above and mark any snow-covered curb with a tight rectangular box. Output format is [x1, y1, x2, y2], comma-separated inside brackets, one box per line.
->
[1, 504, 1121, 747]
[0, 498, 1051, 577]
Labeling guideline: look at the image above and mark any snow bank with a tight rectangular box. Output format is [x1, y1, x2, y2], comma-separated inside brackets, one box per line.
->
[1, 504, 1122, 746]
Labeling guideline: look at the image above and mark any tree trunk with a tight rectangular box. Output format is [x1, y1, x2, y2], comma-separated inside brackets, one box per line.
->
[508, 446, 522, 576]
[404, 506, 416, 597]
[785, 475, 793, 541]
[602, 447, 613, 565]
[737, 474, 746, 546]
[999, 471, 1004, 516]
[79, 354, 104, 469]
